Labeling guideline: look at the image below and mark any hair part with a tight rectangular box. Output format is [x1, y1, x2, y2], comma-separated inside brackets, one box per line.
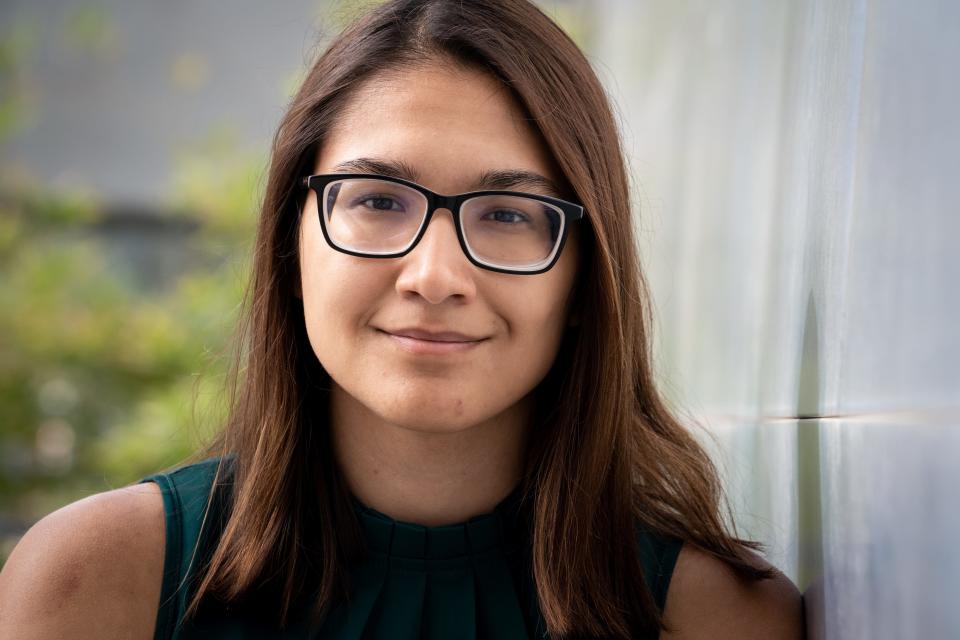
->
[182, 1, 776, 637]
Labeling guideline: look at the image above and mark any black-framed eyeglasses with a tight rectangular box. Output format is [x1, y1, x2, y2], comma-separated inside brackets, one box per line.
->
[299, 173, 586, 275]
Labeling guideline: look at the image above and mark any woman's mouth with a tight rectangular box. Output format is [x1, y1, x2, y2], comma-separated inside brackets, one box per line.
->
[376, 328, 488, 355]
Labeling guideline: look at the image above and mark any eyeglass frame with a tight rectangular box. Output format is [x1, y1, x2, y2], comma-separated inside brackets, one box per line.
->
[298, 172, 586, 275]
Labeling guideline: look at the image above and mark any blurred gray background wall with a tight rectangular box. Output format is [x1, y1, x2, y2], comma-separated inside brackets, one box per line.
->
[2, 1, 958, 638]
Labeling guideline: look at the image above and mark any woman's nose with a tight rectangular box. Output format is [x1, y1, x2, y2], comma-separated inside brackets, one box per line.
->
[394, 208, 477, 305]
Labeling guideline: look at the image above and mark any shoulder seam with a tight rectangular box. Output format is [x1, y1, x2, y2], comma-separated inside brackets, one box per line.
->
[138, 473, 182, 640]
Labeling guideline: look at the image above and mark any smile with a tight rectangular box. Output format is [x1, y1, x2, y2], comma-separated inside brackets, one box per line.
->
[377, 329, 487, 355]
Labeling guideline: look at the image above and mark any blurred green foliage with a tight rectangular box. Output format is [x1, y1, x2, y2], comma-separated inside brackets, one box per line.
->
[0, 128, 263, 563]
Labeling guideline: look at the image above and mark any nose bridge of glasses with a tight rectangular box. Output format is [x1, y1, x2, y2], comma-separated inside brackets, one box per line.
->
[419, 202, 459, 242]
[422, 192, 462, 228]
[411, 194, 468, 263]
[432, 193, 460, 213]
[421, 190, 460, 225]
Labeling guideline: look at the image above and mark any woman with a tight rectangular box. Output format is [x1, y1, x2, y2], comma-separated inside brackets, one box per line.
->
[0, 1, 803, 638]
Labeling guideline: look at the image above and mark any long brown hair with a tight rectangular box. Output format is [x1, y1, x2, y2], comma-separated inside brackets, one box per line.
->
[184, 0, 776, 637]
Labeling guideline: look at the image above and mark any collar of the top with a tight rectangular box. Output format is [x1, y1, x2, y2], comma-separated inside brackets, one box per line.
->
[349, 483, 529, 561]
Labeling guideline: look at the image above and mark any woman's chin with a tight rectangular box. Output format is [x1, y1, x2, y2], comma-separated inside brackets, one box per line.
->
[376, 401, 484, 435]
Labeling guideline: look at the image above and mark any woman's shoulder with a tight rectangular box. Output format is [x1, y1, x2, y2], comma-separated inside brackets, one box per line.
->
[0, 480, 166, 639]
[659, 543, 804, 639]
[0, 456, 229, 639]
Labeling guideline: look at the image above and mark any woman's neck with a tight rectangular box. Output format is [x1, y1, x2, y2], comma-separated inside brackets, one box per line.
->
[329, 383, 532, 527]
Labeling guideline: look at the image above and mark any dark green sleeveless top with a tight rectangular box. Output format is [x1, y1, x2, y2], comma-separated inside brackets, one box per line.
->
[139, 457, 682, 639]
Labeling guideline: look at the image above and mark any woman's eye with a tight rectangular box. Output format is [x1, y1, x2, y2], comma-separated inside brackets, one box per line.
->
[484, 209, 529, 224]
[357, 195, 403, 212]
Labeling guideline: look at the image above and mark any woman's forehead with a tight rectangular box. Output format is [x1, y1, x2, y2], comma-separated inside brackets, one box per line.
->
[316, 62, 562, 193]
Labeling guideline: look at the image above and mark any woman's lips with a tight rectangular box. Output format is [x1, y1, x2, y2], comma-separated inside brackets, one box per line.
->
[377, 329, 487, 355]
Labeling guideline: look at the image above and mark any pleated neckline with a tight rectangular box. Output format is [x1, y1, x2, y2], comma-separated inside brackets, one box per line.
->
[348, 483, 528, 563]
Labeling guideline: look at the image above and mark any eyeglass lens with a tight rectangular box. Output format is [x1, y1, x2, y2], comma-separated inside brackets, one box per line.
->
[321, 178, 564, 269]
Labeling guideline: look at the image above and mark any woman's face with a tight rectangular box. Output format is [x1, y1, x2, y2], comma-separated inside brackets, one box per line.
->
[298, 60, 580, 434]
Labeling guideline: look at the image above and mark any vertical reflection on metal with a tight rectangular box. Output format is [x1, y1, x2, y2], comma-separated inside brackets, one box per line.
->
[796, 292, 824, 638]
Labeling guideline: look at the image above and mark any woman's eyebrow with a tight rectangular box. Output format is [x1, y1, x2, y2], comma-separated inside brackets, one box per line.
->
[475, 168, 561, 196]
[332, 157, 422, 182]
[331, 157, 562, 197]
